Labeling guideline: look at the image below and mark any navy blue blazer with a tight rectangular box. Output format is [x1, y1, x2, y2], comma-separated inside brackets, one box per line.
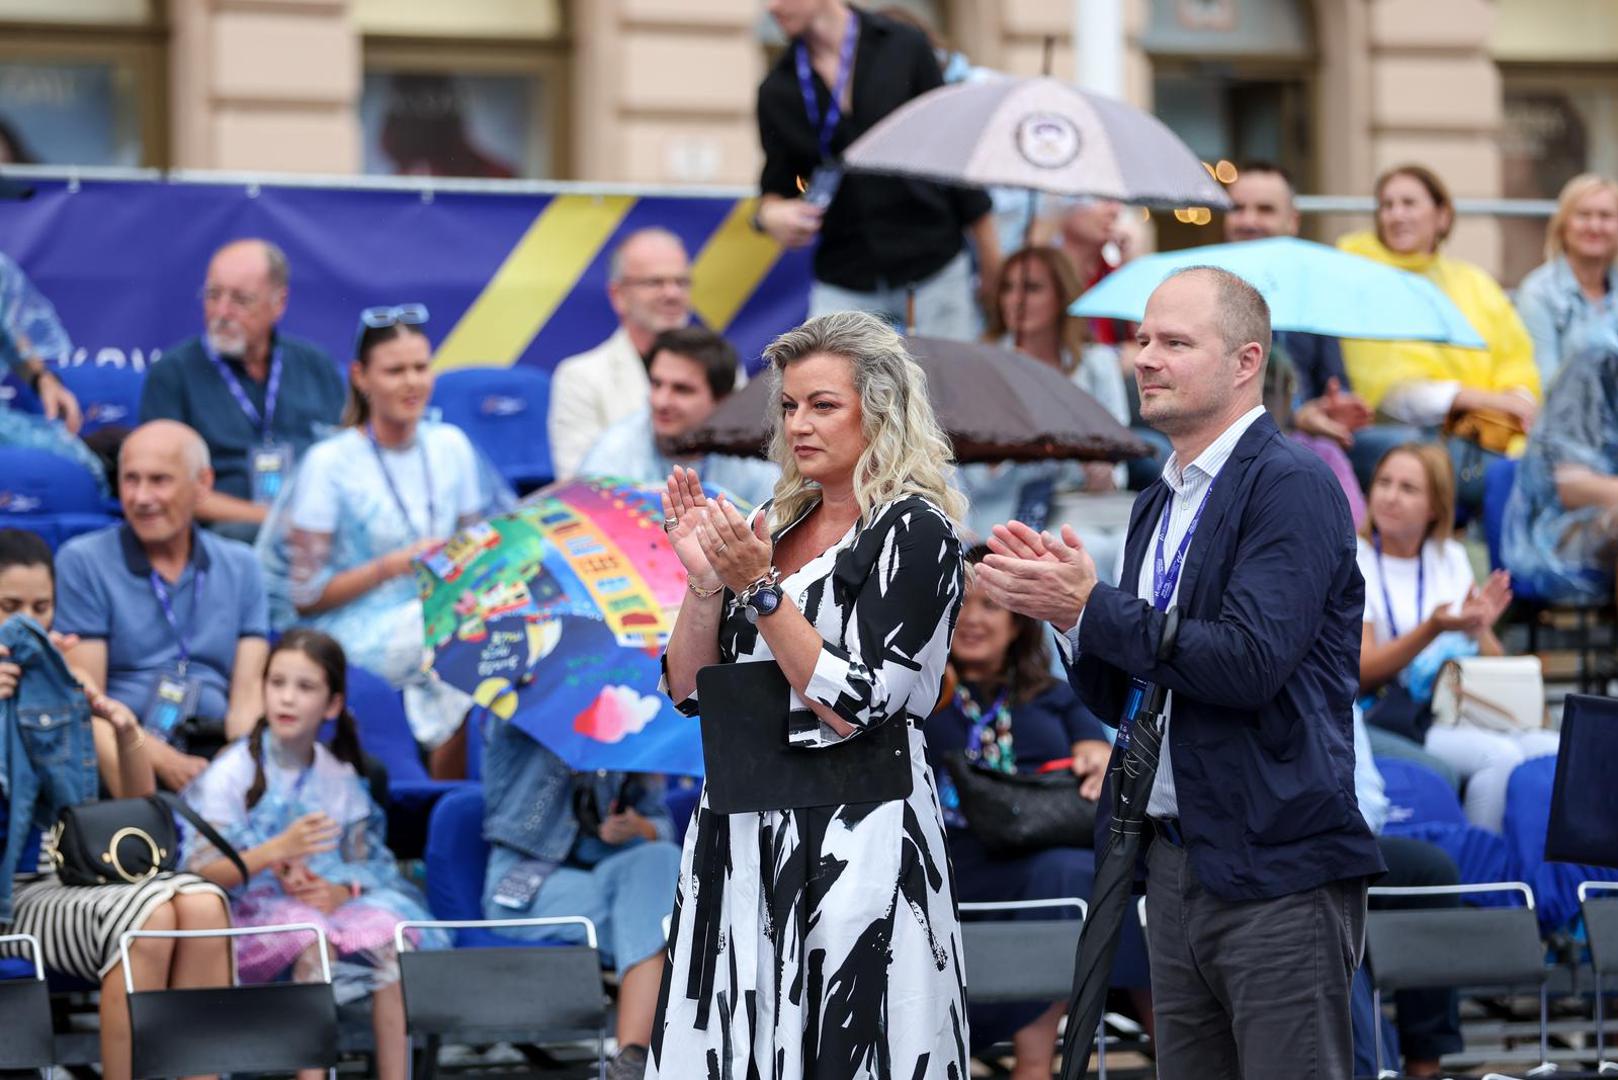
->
[1071, 412, 1385, 901]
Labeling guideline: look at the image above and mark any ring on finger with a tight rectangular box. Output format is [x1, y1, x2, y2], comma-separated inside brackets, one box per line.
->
[662, 516, 679, 532]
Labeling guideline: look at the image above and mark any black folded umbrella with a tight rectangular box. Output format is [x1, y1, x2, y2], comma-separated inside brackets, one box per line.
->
[673, 336, 1150, 465]
[1060, 608, 1181, 1079]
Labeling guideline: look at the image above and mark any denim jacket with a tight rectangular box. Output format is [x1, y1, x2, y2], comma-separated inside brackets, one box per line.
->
[0, 616, 97, 920]
[481, 714, 672, 865]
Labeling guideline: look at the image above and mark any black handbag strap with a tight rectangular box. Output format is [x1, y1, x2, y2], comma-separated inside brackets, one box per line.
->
[155, 792, 251, 889]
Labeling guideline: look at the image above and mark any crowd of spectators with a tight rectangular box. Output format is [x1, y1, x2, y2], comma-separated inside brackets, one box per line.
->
[1, 3, 1615, 1078]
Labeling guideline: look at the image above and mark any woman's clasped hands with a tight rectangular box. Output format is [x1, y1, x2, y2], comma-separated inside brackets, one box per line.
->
[662, 467, 774, 596]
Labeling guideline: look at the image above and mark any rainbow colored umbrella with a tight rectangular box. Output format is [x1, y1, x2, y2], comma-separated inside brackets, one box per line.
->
[419, 478, 705, 776]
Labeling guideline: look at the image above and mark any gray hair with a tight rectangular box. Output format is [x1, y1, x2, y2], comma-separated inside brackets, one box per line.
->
[607, 227, 685, 285]
[762, 310, 965, 529]
[213, 238, 290, 290]
[1164, 265, 1272, 359]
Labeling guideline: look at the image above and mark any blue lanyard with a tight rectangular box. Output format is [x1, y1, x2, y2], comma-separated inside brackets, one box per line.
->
[150, 568, 206, 670]
[1373, 534, 1423, 640]
[795, 11, 859, 161]
[1151, 482, 1216, 612]
[203, 341, 283, 441]
[367, 426, 435, 541]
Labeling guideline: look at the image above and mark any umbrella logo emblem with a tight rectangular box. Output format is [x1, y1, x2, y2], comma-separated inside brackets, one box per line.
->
[1014, 113, 1082, 169]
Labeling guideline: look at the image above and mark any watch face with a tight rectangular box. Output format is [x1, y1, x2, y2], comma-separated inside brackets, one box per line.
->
[753, 585, 782, 616]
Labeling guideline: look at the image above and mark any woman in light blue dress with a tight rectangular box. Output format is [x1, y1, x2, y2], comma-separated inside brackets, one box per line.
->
[258, 307, 509, 765]
[0, 251, 105, 490]
[1514, 173, 1618, 384]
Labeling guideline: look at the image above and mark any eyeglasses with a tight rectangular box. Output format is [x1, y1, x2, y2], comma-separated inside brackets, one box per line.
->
[359, 303, 430, 329]
[619, 275, 693, 291]
[200, 286, 263, 309]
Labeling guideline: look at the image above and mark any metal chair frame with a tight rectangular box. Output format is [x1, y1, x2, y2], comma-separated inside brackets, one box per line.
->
[119, 922, 335, 1080]
[393, 915, 606, 1080]
[1367, 882, 1552, 1080]
[959, 898, 1103, 1078]
[1580, 880, 1618, 1075]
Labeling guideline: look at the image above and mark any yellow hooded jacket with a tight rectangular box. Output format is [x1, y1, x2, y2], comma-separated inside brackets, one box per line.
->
[1336, 230, 1540, 416]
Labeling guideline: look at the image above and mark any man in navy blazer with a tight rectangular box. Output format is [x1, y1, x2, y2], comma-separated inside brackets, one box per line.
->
[978, 266, 1384, 1079]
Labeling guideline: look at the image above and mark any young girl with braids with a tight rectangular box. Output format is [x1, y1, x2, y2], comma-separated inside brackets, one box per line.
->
[184, 628, 444, 1080]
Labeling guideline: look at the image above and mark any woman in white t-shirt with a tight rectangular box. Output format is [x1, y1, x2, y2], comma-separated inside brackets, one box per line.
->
[1357, 442, 1559, 831]
[258, 307, 504, 774]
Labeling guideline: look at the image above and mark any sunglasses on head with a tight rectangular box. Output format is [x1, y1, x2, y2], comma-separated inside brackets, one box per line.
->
[358, 303, 430, 330]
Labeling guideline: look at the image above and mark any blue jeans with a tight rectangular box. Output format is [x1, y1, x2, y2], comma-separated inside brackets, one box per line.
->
[808, 251, 978, 341]
[482, 839, 680, 977]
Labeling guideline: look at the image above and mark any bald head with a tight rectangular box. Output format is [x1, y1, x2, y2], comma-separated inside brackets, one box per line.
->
[1166, 266, 1272, 362]
[119, 421, 214, 548]
[122, 420, 211, 477]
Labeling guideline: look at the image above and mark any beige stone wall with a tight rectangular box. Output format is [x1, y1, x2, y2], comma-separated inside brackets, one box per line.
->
[570, 0, 762, 186]
[1363, 0, 1504, 274]
[167, 0, 360, 173]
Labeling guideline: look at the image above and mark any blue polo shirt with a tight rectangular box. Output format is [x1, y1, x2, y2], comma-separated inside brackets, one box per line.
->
[139, 331, 346, 503]
[53, 524, 269, 721]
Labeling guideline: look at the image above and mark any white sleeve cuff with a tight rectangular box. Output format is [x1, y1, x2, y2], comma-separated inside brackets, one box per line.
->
[1378, 380, 1460, 427]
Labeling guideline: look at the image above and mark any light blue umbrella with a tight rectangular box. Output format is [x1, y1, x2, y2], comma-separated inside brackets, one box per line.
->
[1070, 236, 1486, 348]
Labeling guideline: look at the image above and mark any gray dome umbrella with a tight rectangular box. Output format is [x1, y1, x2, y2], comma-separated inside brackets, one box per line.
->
[842, 75, 1231, 208]
[672, 336, 1150, 465]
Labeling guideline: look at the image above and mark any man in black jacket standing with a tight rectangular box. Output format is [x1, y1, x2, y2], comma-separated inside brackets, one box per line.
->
[754, 1, 998, 340]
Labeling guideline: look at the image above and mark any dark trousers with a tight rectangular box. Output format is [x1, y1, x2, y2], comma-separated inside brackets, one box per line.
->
[1144, 837, 1367, 1080]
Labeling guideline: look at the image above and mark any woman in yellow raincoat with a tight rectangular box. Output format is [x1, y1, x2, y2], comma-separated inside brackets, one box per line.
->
[1338, 164, 1540, 510]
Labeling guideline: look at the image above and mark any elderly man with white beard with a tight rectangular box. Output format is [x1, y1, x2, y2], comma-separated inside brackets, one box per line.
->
[140, 238, 345, 541]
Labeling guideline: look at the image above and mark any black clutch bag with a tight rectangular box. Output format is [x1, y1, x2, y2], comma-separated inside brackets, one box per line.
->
[46, 792, 247, 888]
[945, 753, 1098, 855]
[697, 661, 912, 814]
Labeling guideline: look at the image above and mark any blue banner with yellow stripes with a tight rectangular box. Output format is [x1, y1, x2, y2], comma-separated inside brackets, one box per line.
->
[0, 178, 812, 373]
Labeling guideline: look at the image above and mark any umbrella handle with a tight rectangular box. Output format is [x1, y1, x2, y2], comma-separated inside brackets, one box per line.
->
[1142, 607, 1181, 714]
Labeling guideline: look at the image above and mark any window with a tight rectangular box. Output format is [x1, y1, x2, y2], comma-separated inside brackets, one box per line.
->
[1500, 68, 1618, 284]
[0, 14, 165, 166]
[361, 40, 567, 180]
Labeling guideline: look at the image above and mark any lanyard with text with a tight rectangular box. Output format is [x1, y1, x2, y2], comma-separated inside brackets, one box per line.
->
[368, 426, 435, 541]
[204, 342, 283, 440]
[795, 11, 859, 161]
[150, 568, 206, 673]
[1151, 482, 1217, 612]
[1373, 533, 1423, 640]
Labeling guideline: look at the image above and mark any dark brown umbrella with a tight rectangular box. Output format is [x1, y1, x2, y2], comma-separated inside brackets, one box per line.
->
[673, 336, 1150, 464]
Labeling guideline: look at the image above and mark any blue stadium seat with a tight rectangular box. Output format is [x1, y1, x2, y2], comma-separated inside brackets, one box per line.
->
[1378, 756, 1467, 830]
[344, 665, 466, 857]
[423, 785, 549, 949]
[0, 447, 117, 550]
[430, 367, 553, 492]
[56, 363, 144, 434]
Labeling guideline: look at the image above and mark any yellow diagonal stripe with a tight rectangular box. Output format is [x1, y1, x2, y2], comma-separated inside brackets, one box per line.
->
[690, 198, 785, 332]
[434, 194, 637, 370]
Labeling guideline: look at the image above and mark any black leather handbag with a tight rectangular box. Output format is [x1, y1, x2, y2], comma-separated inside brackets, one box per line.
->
[46, 792, 248, 888]
[945, 753, 1098, 854]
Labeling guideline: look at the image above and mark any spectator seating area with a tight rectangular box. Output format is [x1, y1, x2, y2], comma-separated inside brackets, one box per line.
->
[0, 360, 555, 550]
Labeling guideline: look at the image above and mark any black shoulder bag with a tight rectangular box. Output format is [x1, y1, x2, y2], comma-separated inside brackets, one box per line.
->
[46, 792, 249, 888]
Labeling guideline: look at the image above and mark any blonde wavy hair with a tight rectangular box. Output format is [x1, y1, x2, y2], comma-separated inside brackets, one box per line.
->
[762, 311, 965, 532]
[1545, 172, 1618, 261]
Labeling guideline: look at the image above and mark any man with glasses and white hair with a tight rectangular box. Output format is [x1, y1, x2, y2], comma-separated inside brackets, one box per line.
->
[548, 227, 697, 481]
[141, 238, 345, 541]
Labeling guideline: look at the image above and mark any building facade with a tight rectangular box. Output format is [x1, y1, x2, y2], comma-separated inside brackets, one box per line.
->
[1, 0, 1614, 280]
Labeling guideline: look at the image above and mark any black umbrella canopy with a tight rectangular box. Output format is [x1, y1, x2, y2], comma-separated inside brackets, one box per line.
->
[673, 336, 1150, 465]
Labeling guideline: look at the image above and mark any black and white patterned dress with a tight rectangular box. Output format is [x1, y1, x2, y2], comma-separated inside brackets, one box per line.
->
[650, 496, 969, 1080]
